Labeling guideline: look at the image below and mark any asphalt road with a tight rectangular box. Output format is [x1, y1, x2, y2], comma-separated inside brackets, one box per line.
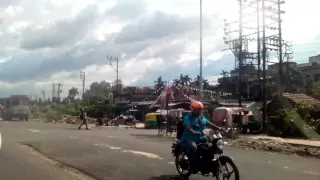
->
[0, 121, 319, 180]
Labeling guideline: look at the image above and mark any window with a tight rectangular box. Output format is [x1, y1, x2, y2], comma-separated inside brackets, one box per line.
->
[314, 74, 320, 82]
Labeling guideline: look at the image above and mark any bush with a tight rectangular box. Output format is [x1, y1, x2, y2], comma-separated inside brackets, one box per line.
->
[294, 102, 320, 135]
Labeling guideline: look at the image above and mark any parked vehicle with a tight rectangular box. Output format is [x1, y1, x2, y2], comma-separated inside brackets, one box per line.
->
[171, 129, 240, 179]
[1, 95, 30, 121]
[144, 112, 160, 128]
[3, 105, 30, 121]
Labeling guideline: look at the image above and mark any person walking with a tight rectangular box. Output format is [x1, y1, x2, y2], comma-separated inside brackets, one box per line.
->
[78, 108, 89, 130]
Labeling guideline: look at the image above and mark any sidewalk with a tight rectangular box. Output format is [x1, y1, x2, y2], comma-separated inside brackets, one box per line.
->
[246, 135, 320, 148]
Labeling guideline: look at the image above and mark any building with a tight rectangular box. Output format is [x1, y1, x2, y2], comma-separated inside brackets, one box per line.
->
[297, 54, 320, 86]
[267, 61, 297, 76]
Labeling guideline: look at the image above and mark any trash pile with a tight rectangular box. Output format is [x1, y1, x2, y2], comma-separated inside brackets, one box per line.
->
[44, 115, 117, 126]
[45, 115, 96, 124]
[229, 137, 320, 159]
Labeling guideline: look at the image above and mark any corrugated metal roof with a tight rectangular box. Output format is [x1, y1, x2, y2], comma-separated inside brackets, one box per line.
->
[283, 93, 320, 104]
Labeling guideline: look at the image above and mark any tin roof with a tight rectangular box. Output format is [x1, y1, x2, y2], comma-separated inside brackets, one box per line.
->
[283, 93, 320, 104]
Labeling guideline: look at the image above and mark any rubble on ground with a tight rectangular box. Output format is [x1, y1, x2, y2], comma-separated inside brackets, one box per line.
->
[229, 137, 320, 159]
[44, 115, 114, 125]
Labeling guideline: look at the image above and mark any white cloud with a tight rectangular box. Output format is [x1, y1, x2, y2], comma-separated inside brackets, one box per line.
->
[0, 0, 318, 98]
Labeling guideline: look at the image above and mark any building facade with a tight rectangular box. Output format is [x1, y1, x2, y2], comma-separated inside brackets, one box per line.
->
[297, 54, 320, 86]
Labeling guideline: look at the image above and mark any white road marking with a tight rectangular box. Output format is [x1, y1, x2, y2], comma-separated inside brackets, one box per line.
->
[122, 150, 163, 160]
[94, 143, 163, 159]
[168, 162, 174, 164]
[303, 171, 319, 176]
[69, 137, 78, 139]
[97, 143, 122, 150]
[110, 146, 121, 150]
[28, 129, 41, 133]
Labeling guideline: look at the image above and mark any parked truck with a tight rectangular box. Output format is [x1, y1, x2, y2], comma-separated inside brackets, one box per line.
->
[1, 95, 30, 121]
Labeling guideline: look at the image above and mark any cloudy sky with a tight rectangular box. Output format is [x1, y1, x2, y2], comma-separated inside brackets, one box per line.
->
[0, 0, 319, 98]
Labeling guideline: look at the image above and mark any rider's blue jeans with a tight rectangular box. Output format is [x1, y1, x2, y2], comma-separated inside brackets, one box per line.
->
[180, 140, 198, 165]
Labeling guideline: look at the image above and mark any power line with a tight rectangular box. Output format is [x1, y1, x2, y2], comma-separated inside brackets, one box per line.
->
[107, 56, 119, 94]
[223, 0, 289, 133]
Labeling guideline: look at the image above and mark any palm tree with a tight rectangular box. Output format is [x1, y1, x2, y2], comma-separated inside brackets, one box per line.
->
[154, 76, 165, 90]
[173, 79, 180, 87]
[179, 74, 191, 86]
[220, 70, 229, 78]
[194, 75, 210, 89]
[203, 79, 210, 89]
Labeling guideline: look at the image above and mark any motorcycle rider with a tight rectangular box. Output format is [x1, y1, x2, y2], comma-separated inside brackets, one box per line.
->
[179, 101, 222, 171]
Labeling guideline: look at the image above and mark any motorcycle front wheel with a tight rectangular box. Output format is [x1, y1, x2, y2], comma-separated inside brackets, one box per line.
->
[215, 156, 240, 180]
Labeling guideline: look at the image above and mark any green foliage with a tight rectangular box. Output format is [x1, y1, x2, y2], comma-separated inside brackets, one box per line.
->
[294, 101, 320, 134]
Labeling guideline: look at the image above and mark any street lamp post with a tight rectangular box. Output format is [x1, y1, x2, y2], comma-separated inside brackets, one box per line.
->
[199, 0, 203, 101]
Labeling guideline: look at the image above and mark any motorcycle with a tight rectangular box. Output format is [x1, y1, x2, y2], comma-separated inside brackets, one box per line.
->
[171, 128, 240, 179]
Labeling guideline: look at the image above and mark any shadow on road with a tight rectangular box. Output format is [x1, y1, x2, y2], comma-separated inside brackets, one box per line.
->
[149, 175, 185, 180]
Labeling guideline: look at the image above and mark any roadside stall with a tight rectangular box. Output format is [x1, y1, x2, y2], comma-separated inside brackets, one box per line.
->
[232, 110, 262, 133]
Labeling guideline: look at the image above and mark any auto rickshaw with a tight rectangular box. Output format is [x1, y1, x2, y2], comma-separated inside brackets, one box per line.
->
[211, 107, 234, 128]
[144, 112, 160, 129]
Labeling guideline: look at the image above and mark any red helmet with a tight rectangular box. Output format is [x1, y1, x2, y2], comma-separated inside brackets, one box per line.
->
[190, 101, 204, 112]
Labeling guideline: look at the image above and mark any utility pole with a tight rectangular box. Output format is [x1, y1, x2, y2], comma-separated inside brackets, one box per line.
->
[199, 0, 203, 100]
[262, 0, 267, 133]
[107, 56, 119, 93]
[42, 90, 45, 103]
[57, 83, 62, 103]
[238, 0, 243, 107]
[261, 0, 286, 133]
[223, 0, 262, 106]
[80, 71, 85, 97]
[278, 0, 283, 94]
[257, 0, 261, 80]
[52, 84, 56, 103]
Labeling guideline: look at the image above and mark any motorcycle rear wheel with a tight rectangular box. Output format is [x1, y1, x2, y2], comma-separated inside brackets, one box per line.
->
[215, 157, 240, 180]
[175, 152, 193, 178]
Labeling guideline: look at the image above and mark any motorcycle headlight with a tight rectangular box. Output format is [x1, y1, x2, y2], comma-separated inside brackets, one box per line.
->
[216, 139, 224, 149]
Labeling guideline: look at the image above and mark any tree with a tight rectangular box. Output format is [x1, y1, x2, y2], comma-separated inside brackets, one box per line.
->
[194, 75, 210, 89]
[173, 79, 180, 87]
[90, 81, 111, 95]
[111, 79, 123, 93]
[220, 70, 229, 78]
[203, 79, 210, 89]
[154, 76, 165, 90]
[68, 87, 79, 101]
[312, 87, 320, 100]
[179, 74, 191, 86]
[123, 86, 137, 95]
[194, 75, 201, 87]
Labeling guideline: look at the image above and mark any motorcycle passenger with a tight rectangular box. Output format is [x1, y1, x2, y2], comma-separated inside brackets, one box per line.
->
[179, 101, 222, 171]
